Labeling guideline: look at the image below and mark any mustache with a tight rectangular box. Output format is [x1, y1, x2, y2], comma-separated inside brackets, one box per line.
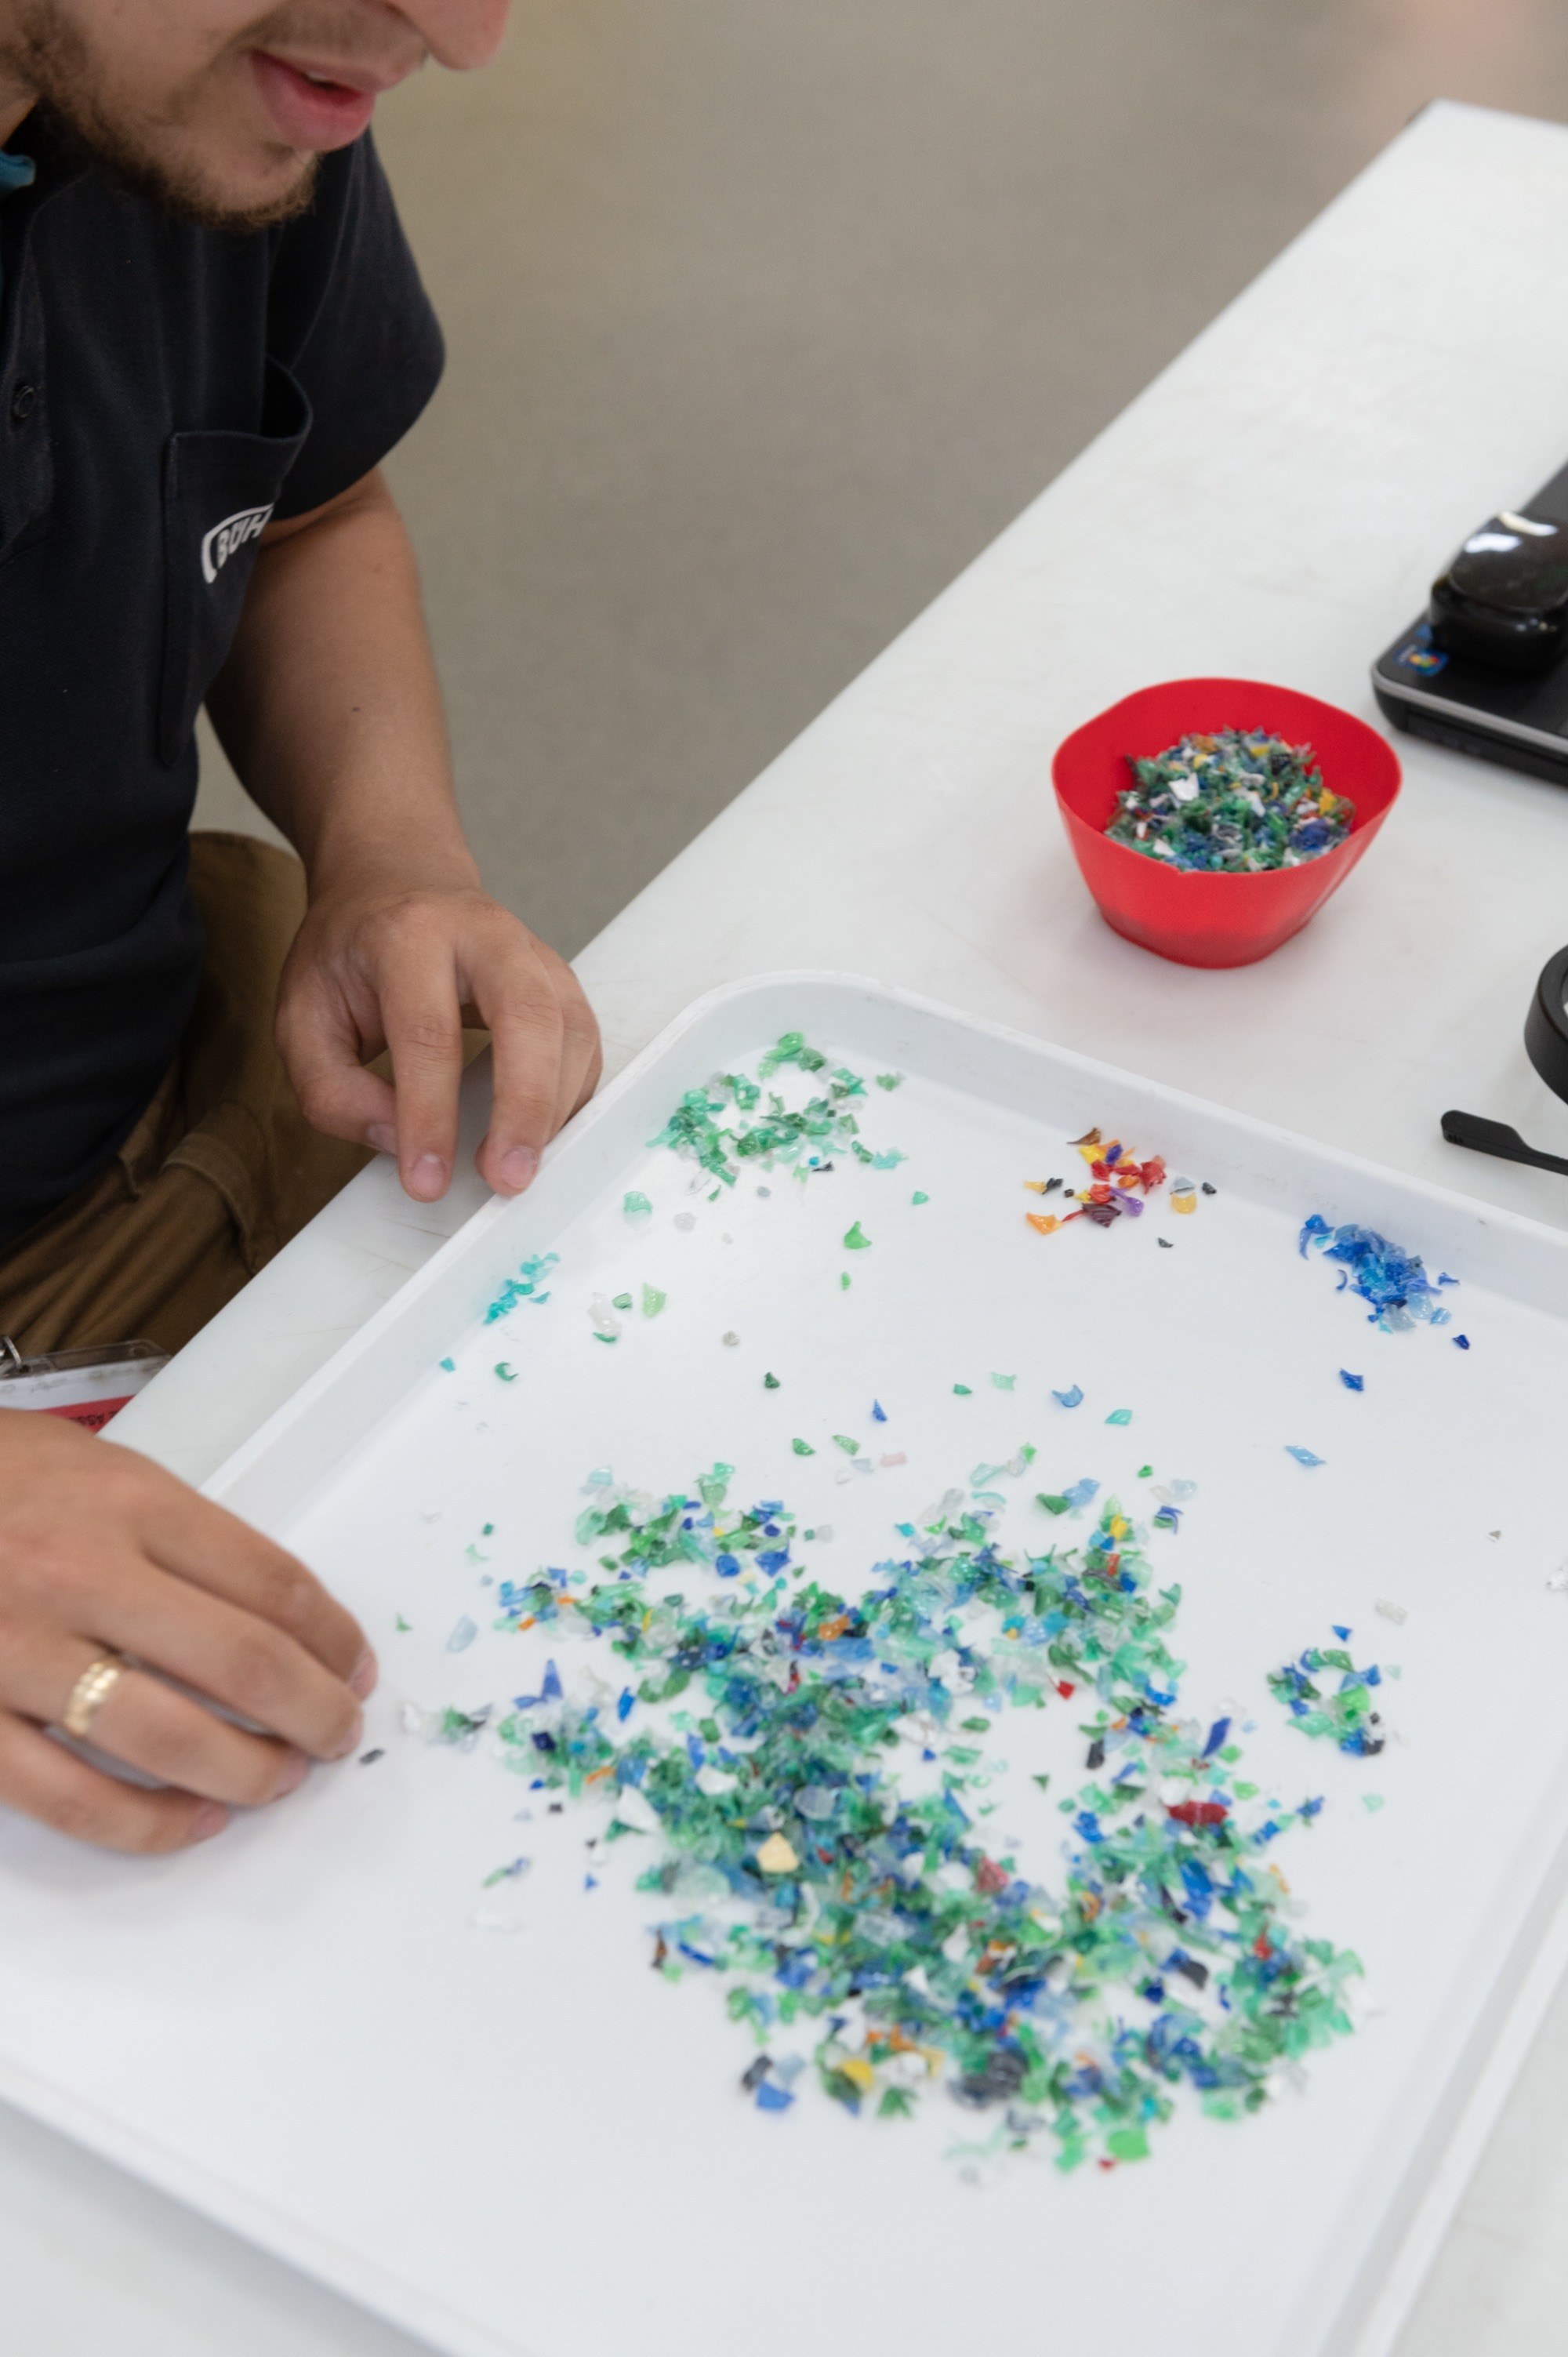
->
[230, 0, 427, 78]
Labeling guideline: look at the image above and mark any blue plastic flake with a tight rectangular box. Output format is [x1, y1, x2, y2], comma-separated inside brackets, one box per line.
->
[1285, 1446, 1325, 1468]
[1298, 1215, 1451, 1332]
[1339, 1370, 1364, 1392]
[872, 1401, 887, 1422]
[447, 1615, 477, 1653]
[1053, 1385, 1084, 1410]
[1454, 1334, 1471, 1349]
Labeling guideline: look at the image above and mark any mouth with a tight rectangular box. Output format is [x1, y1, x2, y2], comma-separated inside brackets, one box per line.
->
[249, 51, 408, 151]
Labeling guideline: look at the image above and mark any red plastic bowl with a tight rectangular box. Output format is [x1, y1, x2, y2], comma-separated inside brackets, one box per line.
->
[1051, 678, 1401, 968]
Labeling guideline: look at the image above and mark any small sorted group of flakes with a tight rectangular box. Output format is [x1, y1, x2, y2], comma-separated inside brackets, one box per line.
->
[1106, 730, 1354, 874]
[1299, 1215, 1457, 1334]
[648, 1033, 906, 1189]
[590, 1286, 665, 1343]
[450, 1466, 1359, 2173]
[1269, 1632, 1385, 1756]
[1024, 1128, 1177, 1236]
[485, 1251, 559, 1324]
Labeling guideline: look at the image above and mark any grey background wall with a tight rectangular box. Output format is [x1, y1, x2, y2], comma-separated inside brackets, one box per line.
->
[195, 0, 1568, 958]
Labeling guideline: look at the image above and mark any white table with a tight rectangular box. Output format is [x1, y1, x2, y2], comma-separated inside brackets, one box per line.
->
[8, 95, 1568, 2357]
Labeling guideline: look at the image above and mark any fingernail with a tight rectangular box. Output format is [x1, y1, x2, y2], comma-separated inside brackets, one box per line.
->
[350, 1647, 379, 1700]
[275, 1752, 309, 1796]
[191, 1803, 227, 1843]
[499, 1146, 539, 1193]
[367, 1122, 397, 1154]
[408, 1153, 448, 1199]
[330, 1713, 365, 1761]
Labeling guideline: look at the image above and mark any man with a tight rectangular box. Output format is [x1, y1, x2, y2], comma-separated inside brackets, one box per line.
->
[0, 0, 601, 1850]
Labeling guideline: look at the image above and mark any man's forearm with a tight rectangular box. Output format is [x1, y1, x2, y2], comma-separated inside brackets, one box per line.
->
[202, 463, 601, 1204]
[206, 467, 476, 894]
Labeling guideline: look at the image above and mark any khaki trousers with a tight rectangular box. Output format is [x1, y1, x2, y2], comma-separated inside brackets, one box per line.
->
[0, 832, 371, 1359]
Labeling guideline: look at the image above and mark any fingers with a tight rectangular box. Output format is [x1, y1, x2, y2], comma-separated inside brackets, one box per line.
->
[0, 1629, 308, 1807]
[378, 933, 466, 1201]
[0, 1709, 227, 1855]
[474, 933, 601, 1196]
[122, 1466, 371, 1692]
[86, 1556, 365, 1763]
[275, 968, 398, 1150]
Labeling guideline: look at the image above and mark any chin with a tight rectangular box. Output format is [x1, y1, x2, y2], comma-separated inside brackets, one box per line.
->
[164, 142, 321, 230]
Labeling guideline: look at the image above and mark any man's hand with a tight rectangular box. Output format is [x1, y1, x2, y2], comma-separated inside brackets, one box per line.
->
[276, 870, 600, 1202]
[206, 466, 602, 1202]
[0, 1415, 374, 1854]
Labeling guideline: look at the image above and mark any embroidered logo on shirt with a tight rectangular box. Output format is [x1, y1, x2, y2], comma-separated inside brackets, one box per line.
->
[201, 503, 274, 584]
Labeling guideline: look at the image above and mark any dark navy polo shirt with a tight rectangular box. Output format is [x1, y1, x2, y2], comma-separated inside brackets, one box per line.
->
[0, 119, 444, 1246]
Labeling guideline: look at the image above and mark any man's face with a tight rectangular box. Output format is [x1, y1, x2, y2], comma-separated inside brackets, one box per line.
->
[0, 0, 507, 226]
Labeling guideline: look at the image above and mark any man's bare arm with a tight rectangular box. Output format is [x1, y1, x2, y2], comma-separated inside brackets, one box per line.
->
[206, 467, 600, 1203]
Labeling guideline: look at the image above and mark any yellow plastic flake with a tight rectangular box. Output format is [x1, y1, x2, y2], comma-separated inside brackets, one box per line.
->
[755, 1832, 800, 1875]
[836, 2056, 877, 2096]
[1171, 1188, 1197, 1215]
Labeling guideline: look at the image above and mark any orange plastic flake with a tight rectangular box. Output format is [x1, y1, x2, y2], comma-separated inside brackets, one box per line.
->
[1025, 1212, 1063, 1235]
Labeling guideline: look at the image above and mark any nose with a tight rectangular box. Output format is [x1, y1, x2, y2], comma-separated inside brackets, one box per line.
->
[403, 0, 510, 69]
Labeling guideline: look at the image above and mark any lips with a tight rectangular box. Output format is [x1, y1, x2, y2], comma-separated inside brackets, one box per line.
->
[250, 51, 381, 150]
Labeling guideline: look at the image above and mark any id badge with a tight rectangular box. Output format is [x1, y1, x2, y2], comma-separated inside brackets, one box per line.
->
[0, 1338, 169, 1432]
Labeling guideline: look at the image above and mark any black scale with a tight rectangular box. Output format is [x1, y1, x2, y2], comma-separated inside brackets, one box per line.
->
[1373, 458, 1568, 786]
[1370, 459, 1568, 1168]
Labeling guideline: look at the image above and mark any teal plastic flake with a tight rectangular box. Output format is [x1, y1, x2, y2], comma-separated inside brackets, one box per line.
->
[485, 1251, 560, 1324]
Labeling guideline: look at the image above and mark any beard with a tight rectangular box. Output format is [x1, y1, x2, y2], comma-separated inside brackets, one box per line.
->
[2, 3, 319, 231]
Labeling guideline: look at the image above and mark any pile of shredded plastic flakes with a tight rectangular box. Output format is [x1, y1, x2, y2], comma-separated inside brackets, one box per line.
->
[1106, 730, 1354, 873]
[1298, 1215, 1457, 1332]
[649, 1031, 906, 1190]
[463, 1469, 1361, 2173]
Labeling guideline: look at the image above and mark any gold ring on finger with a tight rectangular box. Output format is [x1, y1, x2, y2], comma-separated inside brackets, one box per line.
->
[60, 1652, 129, 1742]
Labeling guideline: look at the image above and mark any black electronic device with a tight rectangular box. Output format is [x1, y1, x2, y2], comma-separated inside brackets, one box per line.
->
[1373, 458, 1568, 786]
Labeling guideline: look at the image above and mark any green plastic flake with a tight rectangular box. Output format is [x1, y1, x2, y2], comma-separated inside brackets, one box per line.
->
[612, 1293, 634, 1312]
[439, 1356, 456, 1372]
[1106, 1408, 1132, 1426]
[1107, 729, 1353, 874]
[1036, 1493, 1071, 1516]
[876, 1073, 905, 1091]
[494, 1362, 517, 1382]
[991, 1373, 1016, 1391]
[912, 1191, 929, 1206]
[793, 1439, 815, 1456]
[623, 1191, 653, 1220]
[395, 1614, 412, 1632]
[641, 1285, 666, 1318]
[840, 1273, 851, 1291]
[844, 1222, 871, 1251]
[648, 1035, 905, 1187]
[953, 1383, 972, 1396]
[474, 1471, 1359, 2173]
[764, 1372, 781, 1389]
[833, 1435, 860, 1456]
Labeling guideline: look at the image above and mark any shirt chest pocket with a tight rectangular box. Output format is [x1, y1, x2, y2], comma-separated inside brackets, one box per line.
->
[157, 359, 312, 766]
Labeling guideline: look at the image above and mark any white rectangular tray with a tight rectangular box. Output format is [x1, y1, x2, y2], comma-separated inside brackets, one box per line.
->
[4, 972, 1568, 2357]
